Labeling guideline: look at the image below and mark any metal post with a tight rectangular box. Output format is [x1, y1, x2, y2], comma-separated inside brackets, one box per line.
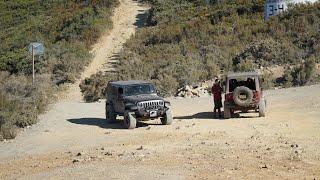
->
[32, 45, 35, 84]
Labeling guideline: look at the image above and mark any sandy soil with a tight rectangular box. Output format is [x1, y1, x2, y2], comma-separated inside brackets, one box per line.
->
[1, 84, 320, 179]
[1, 0, 320, 179]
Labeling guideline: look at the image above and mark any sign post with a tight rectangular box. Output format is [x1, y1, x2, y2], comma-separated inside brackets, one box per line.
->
[264, 0, 319, 21]
[28, 42, 44, 84]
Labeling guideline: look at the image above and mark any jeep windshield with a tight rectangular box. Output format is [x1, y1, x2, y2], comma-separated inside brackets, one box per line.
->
[228, 76, 258, 92]
[124, 84, 156, 96]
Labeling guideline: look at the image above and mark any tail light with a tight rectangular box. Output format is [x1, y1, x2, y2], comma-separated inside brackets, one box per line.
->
[253, 91, 261, 103]
[225, 93, 233, 102]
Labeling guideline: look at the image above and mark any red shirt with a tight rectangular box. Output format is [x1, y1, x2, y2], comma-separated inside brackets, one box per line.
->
[212, 84, 222, 100]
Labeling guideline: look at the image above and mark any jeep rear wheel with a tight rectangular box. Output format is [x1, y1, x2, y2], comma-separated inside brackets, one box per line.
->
[106, 104, 116, 123]
[224, 107, 231, 119]
[259, 98, 266, 117]
[124, 111, 137, 129]
[161, 110, 173, 125]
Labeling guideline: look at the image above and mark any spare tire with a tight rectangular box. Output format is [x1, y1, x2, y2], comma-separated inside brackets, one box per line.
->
[233, 86, 253, 107]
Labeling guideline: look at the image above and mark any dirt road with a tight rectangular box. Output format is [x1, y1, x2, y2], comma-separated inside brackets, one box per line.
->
[64, 0, 149, 101]
[1, 84, 320, 179]
[1, 0, 320, 179]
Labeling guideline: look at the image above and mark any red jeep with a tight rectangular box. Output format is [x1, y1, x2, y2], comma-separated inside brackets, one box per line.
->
[223, 72, 266, 119]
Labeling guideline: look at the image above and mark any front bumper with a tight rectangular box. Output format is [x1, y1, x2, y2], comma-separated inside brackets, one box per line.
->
[135, 108, 169, 119]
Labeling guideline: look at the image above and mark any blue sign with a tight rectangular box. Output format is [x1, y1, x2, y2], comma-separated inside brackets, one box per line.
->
[29, 42, 45, 55]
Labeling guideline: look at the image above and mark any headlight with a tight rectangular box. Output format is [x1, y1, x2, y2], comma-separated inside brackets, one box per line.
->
[159, 101, 164, 106]
[165, 102, 171, 107]
[137, 102, 143, 108]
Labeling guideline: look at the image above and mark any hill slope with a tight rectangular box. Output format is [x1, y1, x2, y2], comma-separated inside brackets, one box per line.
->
[115, 0, 320, 95]
[0, 0, 119, 139]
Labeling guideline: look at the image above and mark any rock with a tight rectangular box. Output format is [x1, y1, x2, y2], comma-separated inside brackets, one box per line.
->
[266, 147, 271, 150]
[185, 85, 192, 92]
[291, 144, 299, 148]
[185, 91, 193, 98]
[146, 127, 151, 130]
[190, 89, 199, 96]
[77, 152, 85, 156]
[260, 164, 268, 169]
[137, 146, 143, 150]
[98, 99, 104, 103]
[105, 152, 113, 156]
[101, 147, 105, 151]
[177, 91, 186, 97]
[73, 159, 83, 163]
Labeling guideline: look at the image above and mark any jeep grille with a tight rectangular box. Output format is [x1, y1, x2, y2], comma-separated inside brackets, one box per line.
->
[138, 100, 164, 111]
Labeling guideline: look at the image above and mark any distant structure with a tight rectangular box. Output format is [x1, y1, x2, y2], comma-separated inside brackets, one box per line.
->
[264, 0, 319, 21]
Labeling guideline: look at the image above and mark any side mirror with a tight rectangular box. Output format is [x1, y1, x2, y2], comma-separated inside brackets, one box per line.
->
[156, 90, 161, 96]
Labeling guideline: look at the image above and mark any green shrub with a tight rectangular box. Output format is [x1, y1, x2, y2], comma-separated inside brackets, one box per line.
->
[260, 72, 274, 90]
[0, 74, 55, 139]
[291, 58, 316, 86]
[0, 0, 119, 139]
[116, 0, 320, 95]
[79, 72, 117, 102]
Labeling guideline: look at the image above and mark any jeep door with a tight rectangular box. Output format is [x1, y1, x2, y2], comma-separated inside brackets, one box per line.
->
[114, 86, 125, 114]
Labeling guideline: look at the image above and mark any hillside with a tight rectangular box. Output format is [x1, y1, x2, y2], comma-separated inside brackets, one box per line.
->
[0, 0, 119, 139]
[113, 0, 320, 95]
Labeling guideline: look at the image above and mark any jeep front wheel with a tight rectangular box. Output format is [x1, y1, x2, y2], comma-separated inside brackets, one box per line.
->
[124, 111, 137, 129]
[106, 104, 116, 123]
[161, 110, 173, 125]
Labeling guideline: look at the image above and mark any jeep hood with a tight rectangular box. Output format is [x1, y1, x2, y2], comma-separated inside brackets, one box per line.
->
[124, 94, 163, 104]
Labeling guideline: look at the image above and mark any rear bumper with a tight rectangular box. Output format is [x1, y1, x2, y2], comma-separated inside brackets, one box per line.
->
[224, 101, 258, 110]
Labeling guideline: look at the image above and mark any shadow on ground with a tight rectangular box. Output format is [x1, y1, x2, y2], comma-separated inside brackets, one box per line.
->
[174, 112, 224, 120]
[67, 118, 161, 129]
[174, 112, 259, 120]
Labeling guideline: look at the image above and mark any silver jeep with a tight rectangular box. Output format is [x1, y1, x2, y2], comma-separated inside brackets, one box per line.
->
[105, 80, 172, 129]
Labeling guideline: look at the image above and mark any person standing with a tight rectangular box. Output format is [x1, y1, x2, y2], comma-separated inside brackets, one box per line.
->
[212, 79, 223, 118]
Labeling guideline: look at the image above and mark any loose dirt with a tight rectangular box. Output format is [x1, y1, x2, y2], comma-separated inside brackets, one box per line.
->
[1, 0, 320, 179]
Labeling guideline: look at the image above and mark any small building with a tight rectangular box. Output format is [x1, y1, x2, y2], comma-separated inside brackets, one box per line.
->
[264, 0, 319, 21]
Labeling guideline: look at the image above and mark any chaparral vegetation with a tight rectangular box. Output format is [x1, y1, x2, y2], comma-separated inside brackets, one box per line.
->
[0, 0, 119, 140]
[80, 0, 320, 102]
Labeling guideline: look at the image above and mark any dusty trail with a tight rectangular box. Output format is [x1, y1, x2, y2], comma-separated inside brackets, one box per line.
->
[64, 0, 149, 101]
[1, 83, 320, 179]
[0, 0, 149, 159]
[1, 0, 320, 179]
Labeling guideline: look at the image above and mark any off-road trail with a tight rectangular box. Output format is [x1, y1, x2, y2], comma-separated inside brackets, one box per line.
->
[64, 0, 149, 101]
[1, 1, 320, 179]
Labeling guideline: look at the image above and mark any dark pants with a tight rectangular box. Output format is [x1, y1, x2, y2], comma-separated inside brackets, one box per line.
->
[214, 100, 222, 109]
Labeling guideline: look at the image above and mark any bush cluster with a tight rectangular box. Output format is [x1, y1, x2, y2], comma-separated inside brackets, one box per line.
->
[0, 0, 119, 139]
[81, 0, 320, 101]
[0, 72, 55, 139]
[115, 0, 320, 96]
[79, 72, 117, 102]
